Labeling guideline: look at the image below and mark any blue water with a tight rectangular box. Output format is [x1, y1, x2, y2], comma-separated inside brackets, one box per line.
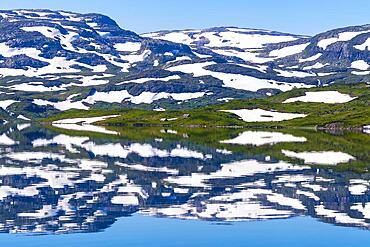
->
[0, 125, 369, 245]
[2, 215, 369, 247]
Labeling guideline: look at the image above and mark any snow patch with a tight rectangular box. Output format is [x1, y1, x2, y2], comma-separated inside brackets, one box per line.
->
[283, 91, 357, 104]
[351, 60, 370, 71]
[282, 150, 355, 165]
[303, 62, 329, 70]
[0, 100, 18, 110]
[220, 109, 306, 122]
[299, 53, 322, 63]
[220, 131, 307, 146]
[354, 38, 370, 51]
[33, 99, 89, 111]
[114, 42, 141, 52]
[117, 75, 181, 85]
[168, 62, 312, 92]
[269, 43, 310, 58]
[318, 30, 370, 50]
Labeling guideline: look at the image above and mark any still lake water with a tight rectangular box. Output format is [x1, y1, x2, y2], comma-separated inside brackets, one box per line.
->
[0, 124, 369, 246]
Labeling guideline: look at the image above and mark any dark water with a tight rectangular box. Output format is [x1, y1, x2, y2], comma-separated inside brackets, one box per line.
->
[0, 124, 369, 246]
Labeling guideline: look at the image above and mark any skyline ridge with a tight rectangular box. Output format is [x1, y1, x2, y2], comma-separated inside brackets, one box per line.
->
[1, 8, 369, 37]
[1, 0, 369, 35]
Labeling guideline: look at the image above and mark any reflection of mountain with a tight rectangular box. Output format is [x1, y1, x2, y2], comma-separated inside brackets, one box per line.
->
[0, 125, 369, 234]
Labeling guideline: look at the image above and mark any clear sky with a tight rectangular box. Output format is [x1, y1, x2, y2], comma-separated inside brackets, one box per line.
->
[1, 0, 369, 35]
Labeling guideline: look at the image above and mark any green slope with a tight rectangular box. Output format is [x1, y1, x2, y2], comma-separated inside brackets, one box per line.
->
[43, 83, 370, 128]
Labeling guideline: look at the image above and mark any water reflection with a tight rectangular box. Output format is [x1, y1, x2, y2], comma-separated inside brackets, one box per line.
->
[0, 124, 369, 234]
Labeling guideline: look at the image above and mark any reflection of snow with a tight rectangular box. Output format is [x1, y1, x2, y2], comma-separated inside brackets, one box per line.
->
[32, 135, 211, 160]
[53, 123, 119, 135]
[315, 205, 368, 227]
[282, 150, 355, 165]
[116, 162, 179, 175]
[221, 131, 306, 146]
[111, 195, 139, 205]
[349, 179, 369, 195]
[0, 124, 369, 233]
[166, 159, 309, 188]
[0, 133, 18, 145]
[145, 188, 295, 221]
[52, 115, 120, 135]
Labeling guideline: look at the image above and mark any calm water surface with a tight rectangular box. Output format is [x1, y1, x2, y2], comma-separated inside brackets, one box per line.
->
[0, 124, 369, 246]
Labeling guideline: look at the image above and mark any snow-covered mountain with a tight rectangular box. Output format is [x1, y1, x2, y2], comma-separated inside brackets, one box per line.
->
[0, 9, 368, 119]
[144, 25, 370, 82]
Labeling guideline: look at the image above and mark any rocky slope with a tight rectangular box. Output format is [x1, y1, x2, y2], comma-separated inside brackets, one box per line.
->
[0, 9, 368, 120]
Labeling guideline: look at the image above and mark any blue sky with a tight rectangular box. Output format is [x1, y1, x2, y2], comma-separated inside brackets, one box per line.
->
[1, 0, 369, 35]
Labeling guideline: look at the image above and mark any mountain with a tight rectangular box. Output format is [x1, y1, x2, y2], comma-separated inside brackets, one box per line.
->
[0, 9, 368, 120]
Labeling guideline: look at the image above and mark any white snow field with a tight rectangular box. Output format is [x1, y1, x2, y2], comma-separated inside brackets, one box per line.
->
[303, 62, 329, 70]
[317, 30, 370, 50]
[274, 69, 314, 78]
[144, 29, 303, 64]
[0, 100, 19, 110]
[197, 31, 297, 49]
[33, 99, 89, 111]
[114, 42, 141, 52]
[354, 38, 370, 50]
[84, 90, 206, 105]
[9, 82, 66, 92]
[352, 71, 370, 75]
[283, 91, 357, 104]
[144, 29, 298, 49]
[168, 62, 312, 92]
[351, 60, 370, 70]
[0, 22, 158, 77]
[299, 53, 322, 62]
[269, 43, 310, 59]
[220, 109, 307, 122]
[32, 90, 206, 111]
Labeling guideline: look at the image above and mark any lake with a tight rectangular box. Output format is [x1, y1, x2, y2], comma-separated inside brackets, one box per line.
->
[0, 124, 369, 246]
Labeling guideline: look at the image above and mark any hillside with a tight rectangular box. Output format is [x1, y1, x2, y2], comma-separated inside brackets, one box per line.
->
[0, 9, 368, 121]
[45, 83, 370, 129]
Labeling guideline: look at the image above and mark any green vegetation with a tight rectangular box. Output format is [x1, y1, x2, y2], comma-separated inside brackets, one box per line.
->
[43, 83, 370, 128]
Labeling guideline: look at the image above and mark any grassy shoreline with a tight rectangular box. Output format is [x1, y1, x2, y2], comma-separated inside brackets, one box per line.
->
[41, 83, 370, 129]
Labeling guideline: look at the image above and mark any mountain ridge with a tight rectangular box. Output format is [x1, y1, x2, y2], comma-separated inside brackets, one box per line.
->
[0, 9, 368, 120]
